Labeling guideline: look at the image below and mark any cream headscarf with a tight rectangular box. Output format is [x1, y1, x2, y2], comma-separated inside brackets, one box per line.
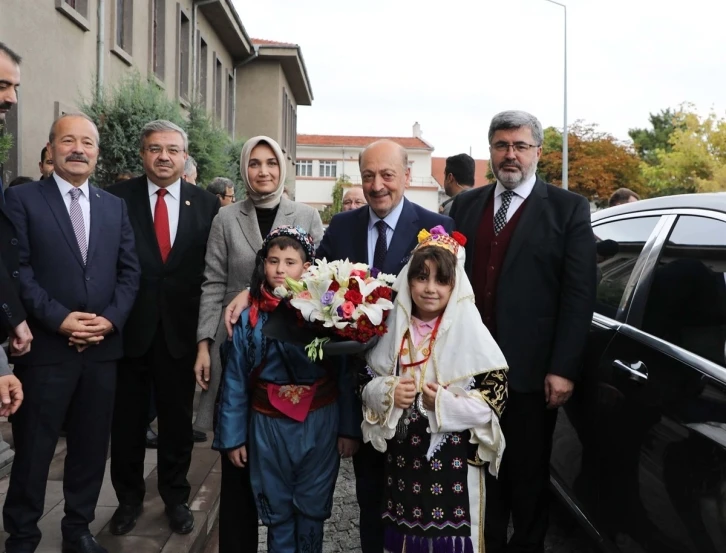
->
[239, 136, 287, 208]
[366, 234, 508, 386]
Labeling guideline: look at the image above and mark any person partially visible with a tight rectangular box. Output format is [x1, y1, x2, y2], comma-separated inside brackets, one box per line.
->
[183, 156, 198, 185]
[114, 172, 135, 184]
[439, 153, 475, 215]
[608, 187, 639, 207]
[214, 226, 357, 552]
[0, 42, 21, 207]
[0, 347, 23, 417]
[341, 186, 367, 211]
[39, 146, 54, 180]
[3, 113, 140, 553]
[8, 177, 33, 188]
[206, 177, 236, 207]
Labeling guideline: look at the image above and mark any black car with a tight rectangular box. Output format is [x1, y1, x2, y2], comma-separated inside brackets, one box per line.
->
[551, 193, 726, 553]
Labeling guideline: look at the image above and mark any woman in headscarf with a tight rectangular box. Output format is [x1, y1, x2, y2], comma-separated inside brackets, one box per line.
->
[194, 136, 324, 552]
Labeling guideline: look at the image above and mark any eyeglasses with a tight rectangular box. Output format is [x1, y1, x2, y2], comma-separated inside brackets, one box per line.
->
[343, 200, 366, 206]
[491, 142, 540, 153]
[144, 146, 185, 156]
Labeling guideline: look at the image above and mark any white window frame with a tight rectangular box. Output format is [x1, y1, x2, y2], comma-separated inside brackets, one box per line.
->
[296, 160, 313, 177]
[319, 161, 337, 178]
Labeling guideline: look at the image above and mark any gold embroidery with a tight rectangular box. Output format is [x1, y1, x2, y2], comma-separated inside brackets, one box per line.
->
[277, 384, 311, 405]
[478, 370, 508, 418]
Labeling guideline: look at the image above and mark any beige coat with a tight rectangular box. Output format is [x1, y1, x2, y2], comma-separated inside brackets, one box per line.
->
[194, 196, 324, 429]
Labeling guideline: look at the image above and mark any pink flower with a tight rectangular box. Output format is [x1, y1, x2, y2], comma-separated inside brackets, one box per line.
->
[298, 291, 312, 300]
[350, 269, 367, 279]
[340, 301, 356, 318]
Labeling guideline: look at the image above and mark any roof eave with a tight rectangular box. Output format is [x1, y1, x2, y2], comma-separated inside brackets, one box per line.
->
[197, 0, 253, 61]
[256, 45, 314, 106]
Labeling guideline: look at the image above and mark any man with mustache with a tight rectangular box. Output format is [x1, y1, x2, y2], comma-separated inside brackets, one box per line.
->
[450, 110, 596, 553]
[106, 120, 219, 537]
[3, 113, 141, 553]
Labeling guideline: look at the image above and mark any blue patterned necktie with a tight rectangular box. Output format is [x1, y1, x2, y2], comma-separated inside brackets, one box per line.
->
[69, 188, 88, 264]
[494, 190, 515, 235]
[373, 220, 388, 270]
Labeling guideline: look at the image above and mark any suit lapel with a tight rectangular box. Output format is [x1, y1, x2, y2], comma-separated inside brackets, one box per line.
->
[165, 181, 194, 269]
[500, 178, 547, 280]
[271, 197, 298, 228]
[237, 199, 264, 254]
[86, 184, 103, 263]
[386, 199, 418, 274]
[39, 178, 85, 267]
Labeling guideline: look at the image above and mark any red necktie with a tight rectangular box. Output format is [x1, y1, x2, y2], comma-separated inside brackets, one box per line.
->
[154, 189, 172, 263]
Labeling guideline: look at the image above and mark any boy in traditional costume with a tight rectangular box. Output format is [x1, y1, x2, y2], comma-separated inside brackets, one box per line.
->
[213, 226, 358, 553]
[362, 227, 508, 553]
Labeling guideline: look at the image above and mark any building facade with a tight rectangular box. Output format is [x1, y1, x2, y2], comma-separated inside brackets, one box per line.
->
[0, 0, 311, 186]
[295, 123, 442, 213]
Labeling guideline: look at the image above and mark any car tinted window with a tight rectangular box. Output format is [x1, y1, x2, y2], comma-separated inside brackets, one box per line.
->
[641, 215, 726, 367]
[593, 217, 660, 318]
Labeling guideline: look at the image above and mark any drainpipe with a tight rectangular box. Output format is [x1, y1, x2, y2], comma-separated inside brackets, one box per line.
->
[96, 0, 105, 99]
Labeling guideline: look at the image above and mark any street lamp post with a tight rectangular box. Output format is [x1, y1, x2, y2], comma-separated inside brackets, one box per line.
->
[544, 0, 568, 190]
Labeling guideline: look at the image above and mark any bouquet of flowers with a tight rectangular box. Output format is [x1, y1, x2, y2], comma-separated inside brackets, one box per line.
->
[274, 259, 396, 360]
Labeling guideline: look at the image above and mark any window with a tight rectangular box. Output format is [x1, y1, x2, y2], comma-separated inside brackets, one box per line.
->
[641, 215, 726, 367]
[115, 0, 133, 54]
[227, 74, 234, 132]
[178, 8, 191, 100]
[151, 0, 166, 79]
[56, 0, 90, 30]
[214, 57, 223, 122]
[593, 217, 661, 318]
[319, 161, 337, 178]
[198, 35, 208, 106]
[296, 160, 313, 177]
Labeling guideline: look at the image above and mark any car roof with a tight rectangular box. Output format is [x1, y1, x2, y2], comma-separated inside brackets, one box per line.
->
[592, 192, 726, 222]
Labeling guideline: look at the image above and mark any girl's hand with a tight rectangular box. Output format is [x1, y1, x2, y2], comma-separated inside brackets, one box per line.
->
[422, 382, 439, 411]
[227, 445, 248, 468]
[394, 377, 416, 409]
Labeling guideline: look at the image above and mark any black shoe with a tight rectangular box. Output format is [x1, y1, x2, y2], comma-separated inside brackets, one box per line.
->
[109, 503, 143, 535]
[193, 429, 208, 443]
[165, 503, 194, 534]
[145, 426, 158, 449]
[61, 534, 108, 553]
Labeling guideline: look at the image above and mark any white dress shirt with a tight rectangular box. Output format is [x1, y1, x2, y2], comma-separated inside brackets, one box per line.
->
[147, 179, 181, 245]
[54, 173, 91, 242]
[493, 174, 537, 223]
[367, 199, 406, 266]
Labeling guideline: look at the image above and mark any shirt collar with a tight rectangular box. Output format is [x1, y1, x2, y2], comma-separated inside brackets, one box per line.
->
[411, 316, 436, 331]
[147, 178, 181, 200]
[53, 173, 90, 198]
[495, 173, 537, 200]
[368, 197, 406, 231]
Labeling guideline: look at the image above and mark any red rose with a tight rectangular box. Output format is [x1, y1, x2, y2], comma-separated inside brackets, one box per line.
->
[376, 287, 393, 301]
[344, 289, 364, 305]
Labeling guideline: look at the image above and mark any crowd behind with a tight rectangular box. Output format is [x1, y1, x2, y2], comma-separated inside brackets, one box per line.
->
[1, 40, 640, 553]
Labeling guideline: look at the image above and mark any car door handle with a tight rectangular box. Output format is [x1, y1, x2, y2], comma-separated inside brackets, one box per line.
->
[612, 360, 648, 383]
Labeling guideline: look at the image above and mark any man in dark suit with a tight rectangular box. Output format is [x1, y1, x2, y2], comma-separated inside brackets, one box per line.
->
[107, 120, 219, 536]
[317, 139, 454, 553]
[450, 110, 596, 553]
[3, 113, 140, 553]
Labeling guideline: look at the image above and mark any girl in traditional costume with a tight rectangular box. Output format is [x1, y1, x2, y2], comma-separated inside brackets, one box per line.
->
[362, 227, 508, 553]
[213, 225, 358, 553]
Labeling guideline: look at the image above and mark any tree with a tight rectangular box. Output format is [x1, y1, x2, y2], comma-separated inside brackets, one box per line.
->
[320, 175, 350, 224]
[537, 122, 645, 206]
[186, 101, 230, 186]
[0, 124, 11, 166]
[226, 138, 247, 201]
[628, 108, 683, 166]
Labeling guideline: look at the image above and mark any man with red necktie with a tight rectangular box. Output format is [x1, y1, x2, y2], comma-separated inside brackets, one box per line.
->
[107, 120, 219, 537]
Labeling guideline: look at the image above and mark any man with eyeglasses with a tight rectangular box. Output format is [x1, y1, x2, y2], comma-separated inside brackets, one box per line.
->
[206, 176, 236, 207]
[450, 110, 596, 553]
[341, 185, 367, 211]
[106, 120, 219, 538]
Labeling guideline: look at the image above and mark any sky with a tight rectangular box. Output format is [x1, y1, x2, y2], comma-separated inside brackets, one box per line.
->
[232, 0, 726, 160]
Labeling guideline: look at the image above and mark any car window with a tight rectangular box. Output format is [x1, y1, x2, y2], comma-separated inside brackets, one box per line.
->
[593, 217, 661, 318]
[641, 215, 726, 367]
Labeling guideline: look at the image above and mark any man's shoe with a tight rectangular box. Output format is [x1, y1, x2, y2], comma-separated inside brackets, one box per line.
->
[193, 429, 208, 443]
[165, 503, 194, 534]
[61, 534, 108, 553]
[109, 503, 143, 535]
[145, 426, 158, 449]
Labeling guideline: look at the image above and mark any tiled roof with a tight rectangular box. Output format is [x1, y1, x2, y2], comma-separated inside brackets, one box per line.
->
[251, 38, 297, 47]
[297, 135, 432, 150]
[431, 157, 491, 188]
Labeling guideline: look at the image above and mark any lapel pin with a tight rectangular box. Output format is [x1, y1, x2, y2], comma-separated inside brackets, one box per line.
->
[96, 193, 100, 198]
[185, 200, 191, 206]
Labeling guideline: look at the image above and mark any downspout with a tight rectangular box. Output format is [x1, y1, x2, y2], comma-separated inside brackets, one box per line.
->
[96, 0, 105, 99]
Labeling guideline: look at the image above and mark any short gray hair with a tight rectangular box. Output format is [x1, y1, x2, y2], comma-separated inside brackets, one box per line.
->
[207, 177, 235, 196]
[184, 156, 197, 175]
[140, 119, 188, 151]
[488, 110, 544, 146]
[49, 113, 100, 146]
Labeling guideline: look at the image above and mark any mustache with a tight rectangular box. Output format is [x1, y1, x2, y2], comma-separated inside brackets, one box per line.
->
[155, 162, 173, 168]
[0, 102, 12, 110]
[66, 154, 89, 163]
[367, 190, 389, 197]
[499, 160, 523, 171]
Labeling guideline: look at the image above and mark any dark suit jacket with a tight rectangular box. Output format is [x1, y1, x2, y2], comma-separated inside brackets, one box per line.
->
[316, 197, 454, 276]
[107, 176, 220, 359]
[450, 178, 596, 392]
[4, 177, 141, 366]
[0, 203, 26, 343]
